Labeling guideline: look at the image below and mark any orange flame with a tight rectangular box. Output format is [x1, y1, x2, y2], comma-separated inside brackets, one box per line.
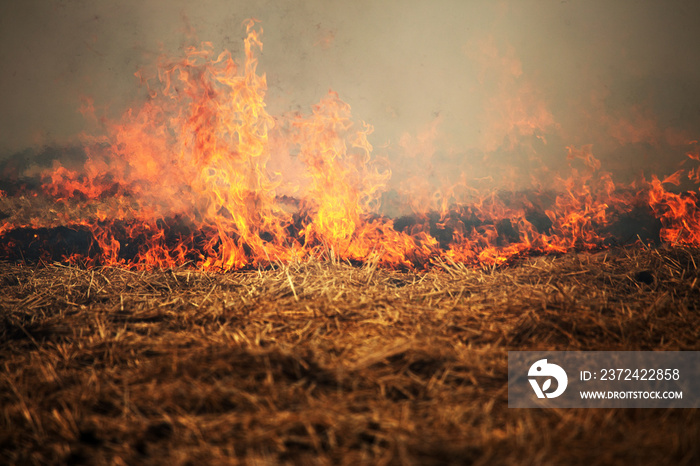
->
[1, 21, 699, 271]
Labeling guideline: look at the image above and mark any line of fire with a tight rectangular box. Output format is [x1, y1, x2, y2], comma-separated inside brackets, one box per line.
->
[1, 21, 698, 271]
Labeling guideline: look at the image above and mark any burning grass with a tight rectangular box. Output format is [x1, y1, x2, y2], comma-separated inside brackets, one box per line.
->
[1, 245, 698, 464]
[2, 20, 699, 273]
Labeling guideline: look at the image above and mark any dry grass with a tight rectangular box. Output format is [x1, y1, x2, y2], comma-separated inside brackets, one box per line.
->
[1, 246, 699, 465]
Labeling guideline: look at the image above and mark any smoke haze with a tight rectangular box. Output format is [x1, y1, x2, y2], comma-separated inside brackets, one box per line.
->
[2, 0, 700, 188]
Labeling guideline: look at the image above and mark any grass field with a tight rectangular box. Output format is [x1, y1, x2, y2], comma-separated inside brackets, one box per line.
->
[1, 246, 698, 465]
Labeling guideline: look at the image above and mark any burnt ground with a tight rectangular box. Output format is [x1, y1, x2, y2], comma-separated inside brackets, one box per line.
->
[1, 246, 699, 465]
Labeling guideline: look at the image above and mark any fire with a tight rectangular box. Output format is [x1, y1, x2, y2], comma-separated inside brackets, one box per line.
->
[1, 21, 699, 271]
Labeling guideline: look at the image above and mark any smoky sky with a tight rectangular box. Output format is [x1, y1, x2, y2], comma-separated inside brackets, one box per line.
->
[2, 0, 700, 181]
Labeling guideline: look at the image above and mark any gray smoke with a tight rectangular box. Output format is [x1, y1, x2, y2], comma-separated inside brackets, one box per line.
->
[2, 0, 699, 193]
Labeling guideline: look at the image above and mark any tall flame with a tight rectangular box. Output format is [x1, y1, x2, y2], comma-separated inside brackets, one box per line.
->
[1, 21, 698, 270]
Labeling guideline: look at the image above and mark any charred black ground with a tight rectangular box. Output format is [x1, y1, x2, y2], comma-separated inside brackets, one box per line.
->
[0, 191, 666, 268]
